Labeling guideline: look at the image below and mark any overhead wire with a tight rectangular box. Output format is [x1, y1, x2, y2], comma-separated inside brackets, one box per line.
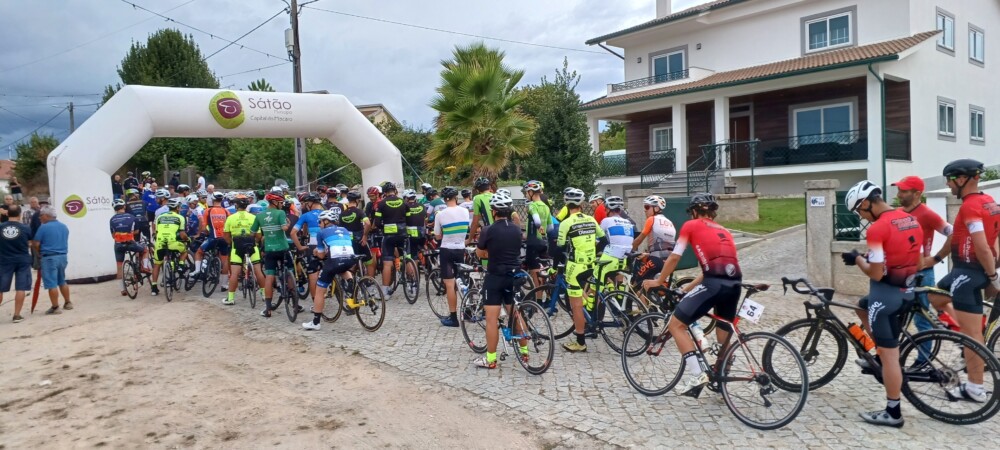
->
[218, 62, 291, 79]
[0, 106, 46, 125]
[0, 92, 102, 98]
[7, 107, 68, 146]
[203, 8, 288, 60]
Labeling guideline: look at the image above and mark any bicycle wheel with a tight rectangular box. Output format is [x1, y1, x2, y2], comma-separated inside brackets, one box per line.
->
[671, 276, 716, 334]
[322, 278, 343, 323]
[403, 259, 420, 304]
[900, 329, 1000, 424]
[354, 277, 386, 331]
[718, 332, 808, 430]
[284, 269, 301, 323]
[162, 257, 174, 303]
[202, 255, 220, 298]
[600, 290, 649, 355]
[620, 313, 684, 396]
[514, 270, 535, 296]
[294, 257, 310, 300]
[525, 284, 574, 340]
[460, 288, 488, 353]
[425, 268, 449, 320]
[512, 300, 555, 375]
[122, 260, 140, 299]
[989, 325, 1000, 368]
[767, 318, 848, 391]
[245, 266, 258, 309]
[183, 253, 198, 291]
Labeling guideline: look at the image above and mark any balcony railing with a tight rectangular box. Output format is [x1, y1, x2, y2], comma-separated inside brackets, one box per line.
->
[727, 130, 868, 169]
[610, 70, 689, 93]
[597, 153, 627, 177]
[639, 149, 676, 188]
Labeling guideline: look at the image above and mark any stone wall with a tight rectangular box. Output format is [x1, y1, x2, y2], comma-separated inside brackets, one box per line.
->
[716, 193, 758, 222]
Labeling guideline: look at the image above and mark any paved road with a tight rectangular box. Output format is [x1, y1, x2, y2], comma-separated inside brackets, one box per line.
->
[183, 229, 997, 448]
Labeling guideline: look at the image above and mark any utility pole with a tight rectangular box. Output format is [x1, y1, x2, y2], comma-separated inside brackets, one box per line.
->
[68, 102, 75, 132]
[289, 0, 308, 192]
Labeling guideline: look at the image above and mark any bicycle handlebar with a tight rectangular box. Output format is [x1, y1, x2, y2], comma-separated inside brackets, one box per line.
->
[780, 277, 822, 296]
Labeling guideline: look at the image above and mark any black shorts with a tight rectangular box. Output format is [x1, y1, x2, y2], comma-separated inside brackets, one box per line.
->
[262, 251, 291, 276]
[938, 267, 989, 314]
[673, 277, 742, 333]
[408, 236, 425, 260]
[303, 246, 322, 274]
[352, 239, 372, 262]
[524, 241, 546, 270]
[439, 248, 465, 280]
[114, 242, 145, 263]
[317, 257, 355, 289]
[381, 234, 407, 262]
[858, 281, 911, 348]
[483, 273, 515, 306]
[136, 221, 150, 241]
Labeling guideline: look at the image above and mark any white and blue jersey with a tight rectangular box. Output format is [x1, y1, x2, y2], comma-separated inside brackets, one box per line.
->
[600, 216, 635, 259]
[294, 209, 323, 245]
[316, 225, 354, 258]
[247, 203, 263, 215]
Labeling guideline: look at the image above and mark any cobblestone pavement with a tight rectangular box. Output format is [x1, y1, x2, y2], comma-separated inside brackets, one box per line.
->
[182, 229, 999, 448]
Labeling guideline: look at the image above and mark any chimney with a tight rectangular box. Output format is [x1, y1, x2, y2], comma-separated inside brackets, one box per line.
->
[656, 0, 672, 18]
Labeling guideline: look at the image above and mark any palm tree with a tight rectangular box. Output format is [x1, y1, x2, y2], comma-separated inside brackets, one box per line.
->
[247, 78, 274, 92]
[426, 43, 536, 180]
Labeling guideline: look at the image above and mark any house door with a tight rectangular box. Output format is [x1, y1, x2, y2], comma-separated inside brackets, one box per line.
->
[729, 115, 752, 169]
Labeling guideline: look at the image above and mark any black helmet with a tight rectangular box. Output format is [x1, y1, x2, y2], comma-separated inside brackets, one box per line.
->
[346, 191, 362, 202]
[474, 177, 491, 190]
[943, 159, 984, 178]
[126, 171, 134, 176]
[460, 188, 472, 198]
[426, 188, 438, 197]
[687, 193, 719, 213]
[441, 186, 458, 200]
[381, 181, 396, 193]
[303, 192, 322, 204]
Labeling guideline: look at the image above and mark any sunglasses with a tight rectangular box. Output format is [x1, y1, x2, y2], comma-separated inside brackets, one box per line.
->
[644, 205, 652, 210]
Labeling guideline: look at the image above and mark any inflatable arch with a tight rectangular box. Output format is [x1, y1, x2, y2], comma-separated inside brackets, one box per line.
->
[46, 85, 403, 281]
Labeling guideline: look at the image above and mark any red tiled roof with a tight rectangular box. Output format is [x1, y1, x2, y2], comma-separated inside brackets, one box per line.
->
[0, 160, 15, 180]
[583, 31, 939, 111]
[586, 0, 751, 45]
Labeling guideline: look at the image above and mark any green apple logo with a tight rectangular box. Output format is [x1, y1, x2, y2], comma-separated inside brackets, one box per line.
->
[63, 195, 87, 218]
[210, 91, 245, 129]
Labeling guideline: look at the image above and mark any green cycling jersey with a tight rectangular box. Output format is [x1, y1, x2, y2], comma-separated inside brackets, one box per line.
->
[557, 211, 604, 263]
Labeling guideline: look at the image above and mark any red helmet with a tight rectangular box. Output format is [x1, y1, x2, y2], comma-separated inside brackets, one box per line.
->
[265, 192, 284, 204]
[367, 186, 381, 196]
[296, 192, 308, 201]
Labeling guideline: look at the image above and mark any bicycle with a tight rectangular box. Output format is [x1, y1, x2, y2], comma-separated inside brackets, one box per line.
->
[233, 237, 259, 309]
[263, 251, 301, 322]
[200, 243, 223, 298]
[121, 239, 154, 300]
[399, 237, 422, 304]
[459, 273, 555, 375]
[182, 236, 205, 292]
[771, 277, 1000, 425]
[620, 282, 808, 430]
[321, 255, 386, 331]
[158, 248, 186, 303]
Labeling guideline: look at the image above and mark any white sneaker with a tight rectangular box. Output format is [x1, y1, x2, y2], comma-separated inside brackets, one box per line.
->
[302, 321, 321, 331]
[678, 372, 709, 398]
[947, 383, 988, 403]
[222, 298, 235, 306]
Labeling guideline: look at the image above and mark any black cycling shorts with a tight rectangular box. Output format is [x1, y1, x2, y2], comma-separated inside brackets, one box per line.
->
[524, 241, 546, 270]
[673, 277, 742, 333]
[351, 239, 372, 262]
[136, 221, 150, 242]
[317, 257, 356, 289]
[303, 246, 322, 274]
[937, 267, 988, 314]
[858, 281, 911, 348]
[439, 248, 465, 280]
[114, 242, 145, 263]
[483, 273, 515, 306]
[381, 234, 407, 262]
[262, 251, 290, 276]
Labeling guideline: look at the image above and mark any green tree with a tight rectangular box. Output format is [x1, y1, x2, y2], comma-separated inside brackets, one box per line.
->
[13, 133, 61, 192]
[103, 29, 225, 179]
[427, 43, 536, 180]
[247, 78, 275, 92]
[599, 121, 626, 151]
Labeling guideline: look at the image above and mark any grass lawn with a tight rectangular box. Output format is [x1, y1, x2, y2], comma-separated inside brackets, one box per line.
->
[719, 198, 805, 235]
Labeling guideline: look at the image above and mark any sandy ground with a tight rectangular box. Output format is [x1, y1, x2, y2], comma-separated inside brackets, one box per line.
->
[0, 282, 586, 449]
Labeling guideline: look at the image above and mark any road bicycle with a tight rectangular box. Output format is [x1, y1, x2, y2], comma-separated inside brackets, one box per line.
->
[233, 237, 260, 309]
[261, 250, 301, 322]
[181, 237, 204, 292]
[620, 282, 808, 430]
[321, 255, 386, 331]
[772, 277, 1000, 425]
[199, 242, 223, 298]
[158, 248, 188, 303]
[121, 239, 155, 300]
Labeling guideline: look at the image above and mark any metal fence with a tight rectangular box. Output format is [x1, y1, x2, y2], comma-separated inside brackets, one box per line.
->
[833, 190, 870, 241]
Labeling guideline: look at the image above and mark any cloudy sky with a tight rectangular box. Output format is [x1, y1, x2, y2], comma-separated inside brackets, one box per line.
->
[0, 0, 709, 157]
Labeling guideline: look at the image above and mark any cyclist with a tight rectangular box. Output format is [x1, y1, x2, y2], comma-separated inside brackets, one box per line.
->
[150, 197, 189, 297]
[176, 185, 192, 215]
[192, 192, 230, 282]
[152, 188, 171, 222]
[254, 192, 291, 317]
[141, 171, 154, 186]
[642, 194, 742, 397]
[123, 171, 139, 192]
[374, 182, 407, 296]
[303, 210, 357, 331]
[143, 183, 159, 223]
[930, 159, 999, 403]
[110, 199, 145, 296]
[124, 188, 150, 243]
[433, 187, 469, 327]
[590, 193, 607, 224]
[246, 191, 264, 215]
[632, 195, 676, 259]
[459, 189, 474, 216]
[467, 177, 494, 244]
[841, 180, 921, 427]
[364, 186, 383, 278]
[184, 194, 203, 235]
[597, 196, 633, 290]
[424, 188, 444, 217]
[403, 190, 427, 267]
[419, 183, 433, 205]
[473, 191, 524, 369]
[197, 190, 209, 210]
[557, 187, 605, 353]
[292, 193, 325, 298]
[223, 194, 265, 305]
[340, 191, 371, 267]
[335, 184, 349, 205]
[523, 181, 551, 296]
[494, 189, 521, 228]
[324, 187, 341, 211]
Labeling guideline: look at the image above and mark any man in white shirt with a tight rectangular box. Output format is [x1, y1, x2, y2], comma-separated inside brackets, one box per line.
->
[433, 187, 470, 328]
[196, 172, 206, 192]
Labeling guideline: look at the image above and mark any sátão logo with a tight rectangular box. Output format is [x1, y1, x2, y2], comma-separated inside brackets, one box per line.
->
[63, 194, 87, 218]
[209, 91, 245, 129]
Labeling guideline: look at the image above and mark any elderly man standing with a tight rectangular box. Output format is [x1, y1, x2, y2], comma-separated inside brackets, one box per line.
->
[0, 194, 14, 223]
[31, 206, 72, 314]
[21, 196, 40, 225]
[206, 184, 217, 206]
[0, 205, 33, 322]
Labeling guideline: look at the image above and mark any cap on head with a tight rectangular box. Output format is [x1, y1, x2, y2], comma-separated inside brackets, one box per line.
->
[892, 176, 925, 192]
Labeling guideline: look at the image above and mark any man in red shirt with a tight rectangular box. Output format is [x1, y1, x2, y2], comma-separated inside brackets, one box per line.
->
[842, 180, 921, 427]
[589, 193, 607, 224]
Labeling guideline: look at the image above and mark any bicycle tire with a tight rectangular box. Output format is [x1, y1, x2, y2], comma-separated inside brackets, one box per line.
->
[524, 284, 575, 340]
[512, 300, 555, 375]
[620, 312, 683, 396]
[321, 279, 342, 323]
[162, 256, 174, 303]
[403, 259, 420, 304]
[283, 269, 301, 323]
[122, 261, 140, 299]
[183, 253, 198, 292]
[244, 265, 258, 309]
[354, 277, 386, 331]
[600, 290, 649, 355]
[202, 255, 220, 297]
[718, 332, 808, 430]
[425, 268, 449, 320]
[460, 288, 488, 353]
[293, 257, 310, 300]
[767, 318, 848, 391]
[988, 325, 1000, 368]
[900, 329, 1000, 425]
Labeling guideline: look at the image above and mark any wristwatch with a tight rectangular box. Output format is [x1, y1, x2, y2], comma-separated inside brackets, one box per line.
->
[933, 255, 943, 263]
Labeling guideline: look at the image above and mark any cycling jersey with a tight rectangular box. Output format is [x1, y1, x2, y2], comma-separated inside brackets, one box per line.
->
[434, 206, 470, 250]
[123, 177, 139, 191]
[374, 195, 406, 235]
[593, 203, 607, 224]
[364, 199, 379, 222]
[866, 208, 921, 287]
[950, 192, 1000, 269]
[110, 212, 138, 243]
[459, 200, 473, 215]
[427, 198, 446, 222]
[555, 206, 569, 222]
[294, 209, 323, 245]
[642, 214, 677, 256]
[142, 190, 157, 213]
[185, 210, 201, 237]
[155, 211, 185, 244]
[246, 203, 263, 215]
[339, 206, 366, 239]
[526, 200, 551, 243]
[316, 225, 354, 258]
[905, 203, 952, 257]
[673, 218, 741, 280]
[203, 206, 230, 239]
[126, 199, 146, 221]
[252, 208, 289, 252]
[600, 216, 634, 259]
[325, 201, 344, 219]
[405, 201, 426, 237]
[557, 212, 604, 263]
[224, 210, 257, 238]
[472, 192, 494, 226]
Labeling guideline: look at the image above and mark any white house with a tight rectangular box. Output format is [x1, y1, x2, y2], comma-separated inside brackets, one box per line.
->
[584, 0, 998, 196]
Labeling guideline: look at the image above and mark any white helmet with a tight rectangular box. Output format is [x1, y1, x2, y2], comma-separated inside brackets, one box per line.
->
[270, 186, 284, 194]
[402, 189, 417, 200]
[589, 193, 604, 202]
[563, 188, 586, 206]
[845, 180, 882, 215]
[420, 182, 433, 191]
[489, 191, 514, 210]
[496, 188, 511, 197]
[225, 192, 236, 200]
[643, 195, 666, 210]
[186, 194, 199, 203]
[605, 196, 625, 211]
[166, 197, 183, 209]
[319, 210, 339, 223]
[155, 188, 171, 199]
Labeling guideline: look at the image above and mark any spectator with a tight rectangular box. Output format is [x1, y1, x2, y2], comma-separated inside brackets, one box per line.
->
[21, 196, 40, 225]
[143, 182, 158, 223]
[168, 171, 180, 192]
[123, 171, 139, 192]
[111, 174, 124, 200]
[206, 184, 216, 206]
[31, 205, 72, 313]
[196, 171, 206, 191]
[0, 205, 32, 323]
[29, 197, 48, 236]
[10, 177, 23, 204]
[0, 194, 14, 222]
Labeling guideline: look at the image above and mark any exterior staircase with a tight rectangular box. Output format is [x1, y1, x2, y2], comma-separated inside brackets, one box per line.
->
[648, 169, 724, 198]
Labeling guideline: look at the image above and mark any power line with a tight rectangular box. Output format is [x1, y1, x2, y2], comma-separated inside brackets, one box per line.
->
[0, 106, 45, 125]
[0, 92, 102, 98]
[204, 8, 288, 60]
[0, 0, 199, 73]
[218, 62, 291, 79]
[7, 107, 67, 146]
[304, 5, 608, 55]
[119, 0, 288, 62]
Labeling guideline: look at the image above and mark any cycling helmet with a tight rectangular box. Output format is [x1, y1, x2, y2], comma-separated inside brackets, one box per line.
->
[605, 196, 625, 211]
[319, 210, 339, 223]
[563, 187, 586, 206]
[346, 191, 362, 202]
[196, 189, 207, 197]
[126, 171, 134, 176]
[185, 194, 199, 204]
[460, 188, 472, 199]
[420, 182, 433, 192]
[336, 184, 348, 192]
[643, 195, 666, 210]
[166, 197, 183, 209]
[213, 192, 224, 200]
[474, 177, 491, 190]
[155, 188, 171, 199]
[177, 184, 190, 193]
[296, 191, 308, 202]
[367, 186, 382, 196]
[589, 193, 604, 203]
[233, 194, 250, 208]
[441, 186, 459, 200]
[402, 189, 417, 200]
[303, 192, 322, 204]
[943, 159, 984, 178]
[265, 192, 284, 204]
[173, 171, 180, 176]
[380, 181, 396, 193]
[141, 171, 150, 178]
[489, 191, 514, 211]
[112, 199, 126, 209]
[845, 180, 881, 216]
[688, 193, 719, 211]
[495, 188, 511, 197]
[317, 185, 328, 193]
[523, 180, 542, 192]
[270, 186, 284, 194]
[326, 187, 339, 195]
[125, 188, 139, 197]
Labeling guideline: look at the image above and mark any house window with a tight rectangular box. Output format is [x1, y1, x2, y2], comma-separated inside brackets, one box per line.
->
[792, 103, 853, 141]
[651, 126, 673, 153]
[970, 26, 985, 64]
[971, 108, 985, 142]
[805, 13, 852, 51]
[937, 10, 955, 52]
[652, 51, 685, 81]
[938, 100, 956, 137]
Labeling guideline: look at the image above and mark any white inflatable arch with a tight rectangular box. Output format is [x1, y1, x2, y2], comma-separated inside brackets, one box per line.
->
[46, 85, 403, 281]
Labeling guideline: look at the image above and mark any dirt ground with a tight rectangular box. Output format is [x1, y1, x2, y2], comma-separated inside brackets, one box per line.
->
[0, 282, 586, 449]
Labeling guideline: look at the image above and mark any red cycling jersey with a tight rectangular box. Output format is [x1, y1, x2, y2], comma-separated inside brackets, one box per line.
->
[866, 209, 921, 286]
[672, 218, 741, 280]
[904, 203, 952, 258]
[950, 192, 1000, 269]
[204, 206, 230, 239]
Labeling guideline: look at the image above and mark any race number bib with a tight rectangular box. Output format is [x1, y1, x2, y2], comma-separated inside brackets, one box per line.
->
[738, 298, 765, 324]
